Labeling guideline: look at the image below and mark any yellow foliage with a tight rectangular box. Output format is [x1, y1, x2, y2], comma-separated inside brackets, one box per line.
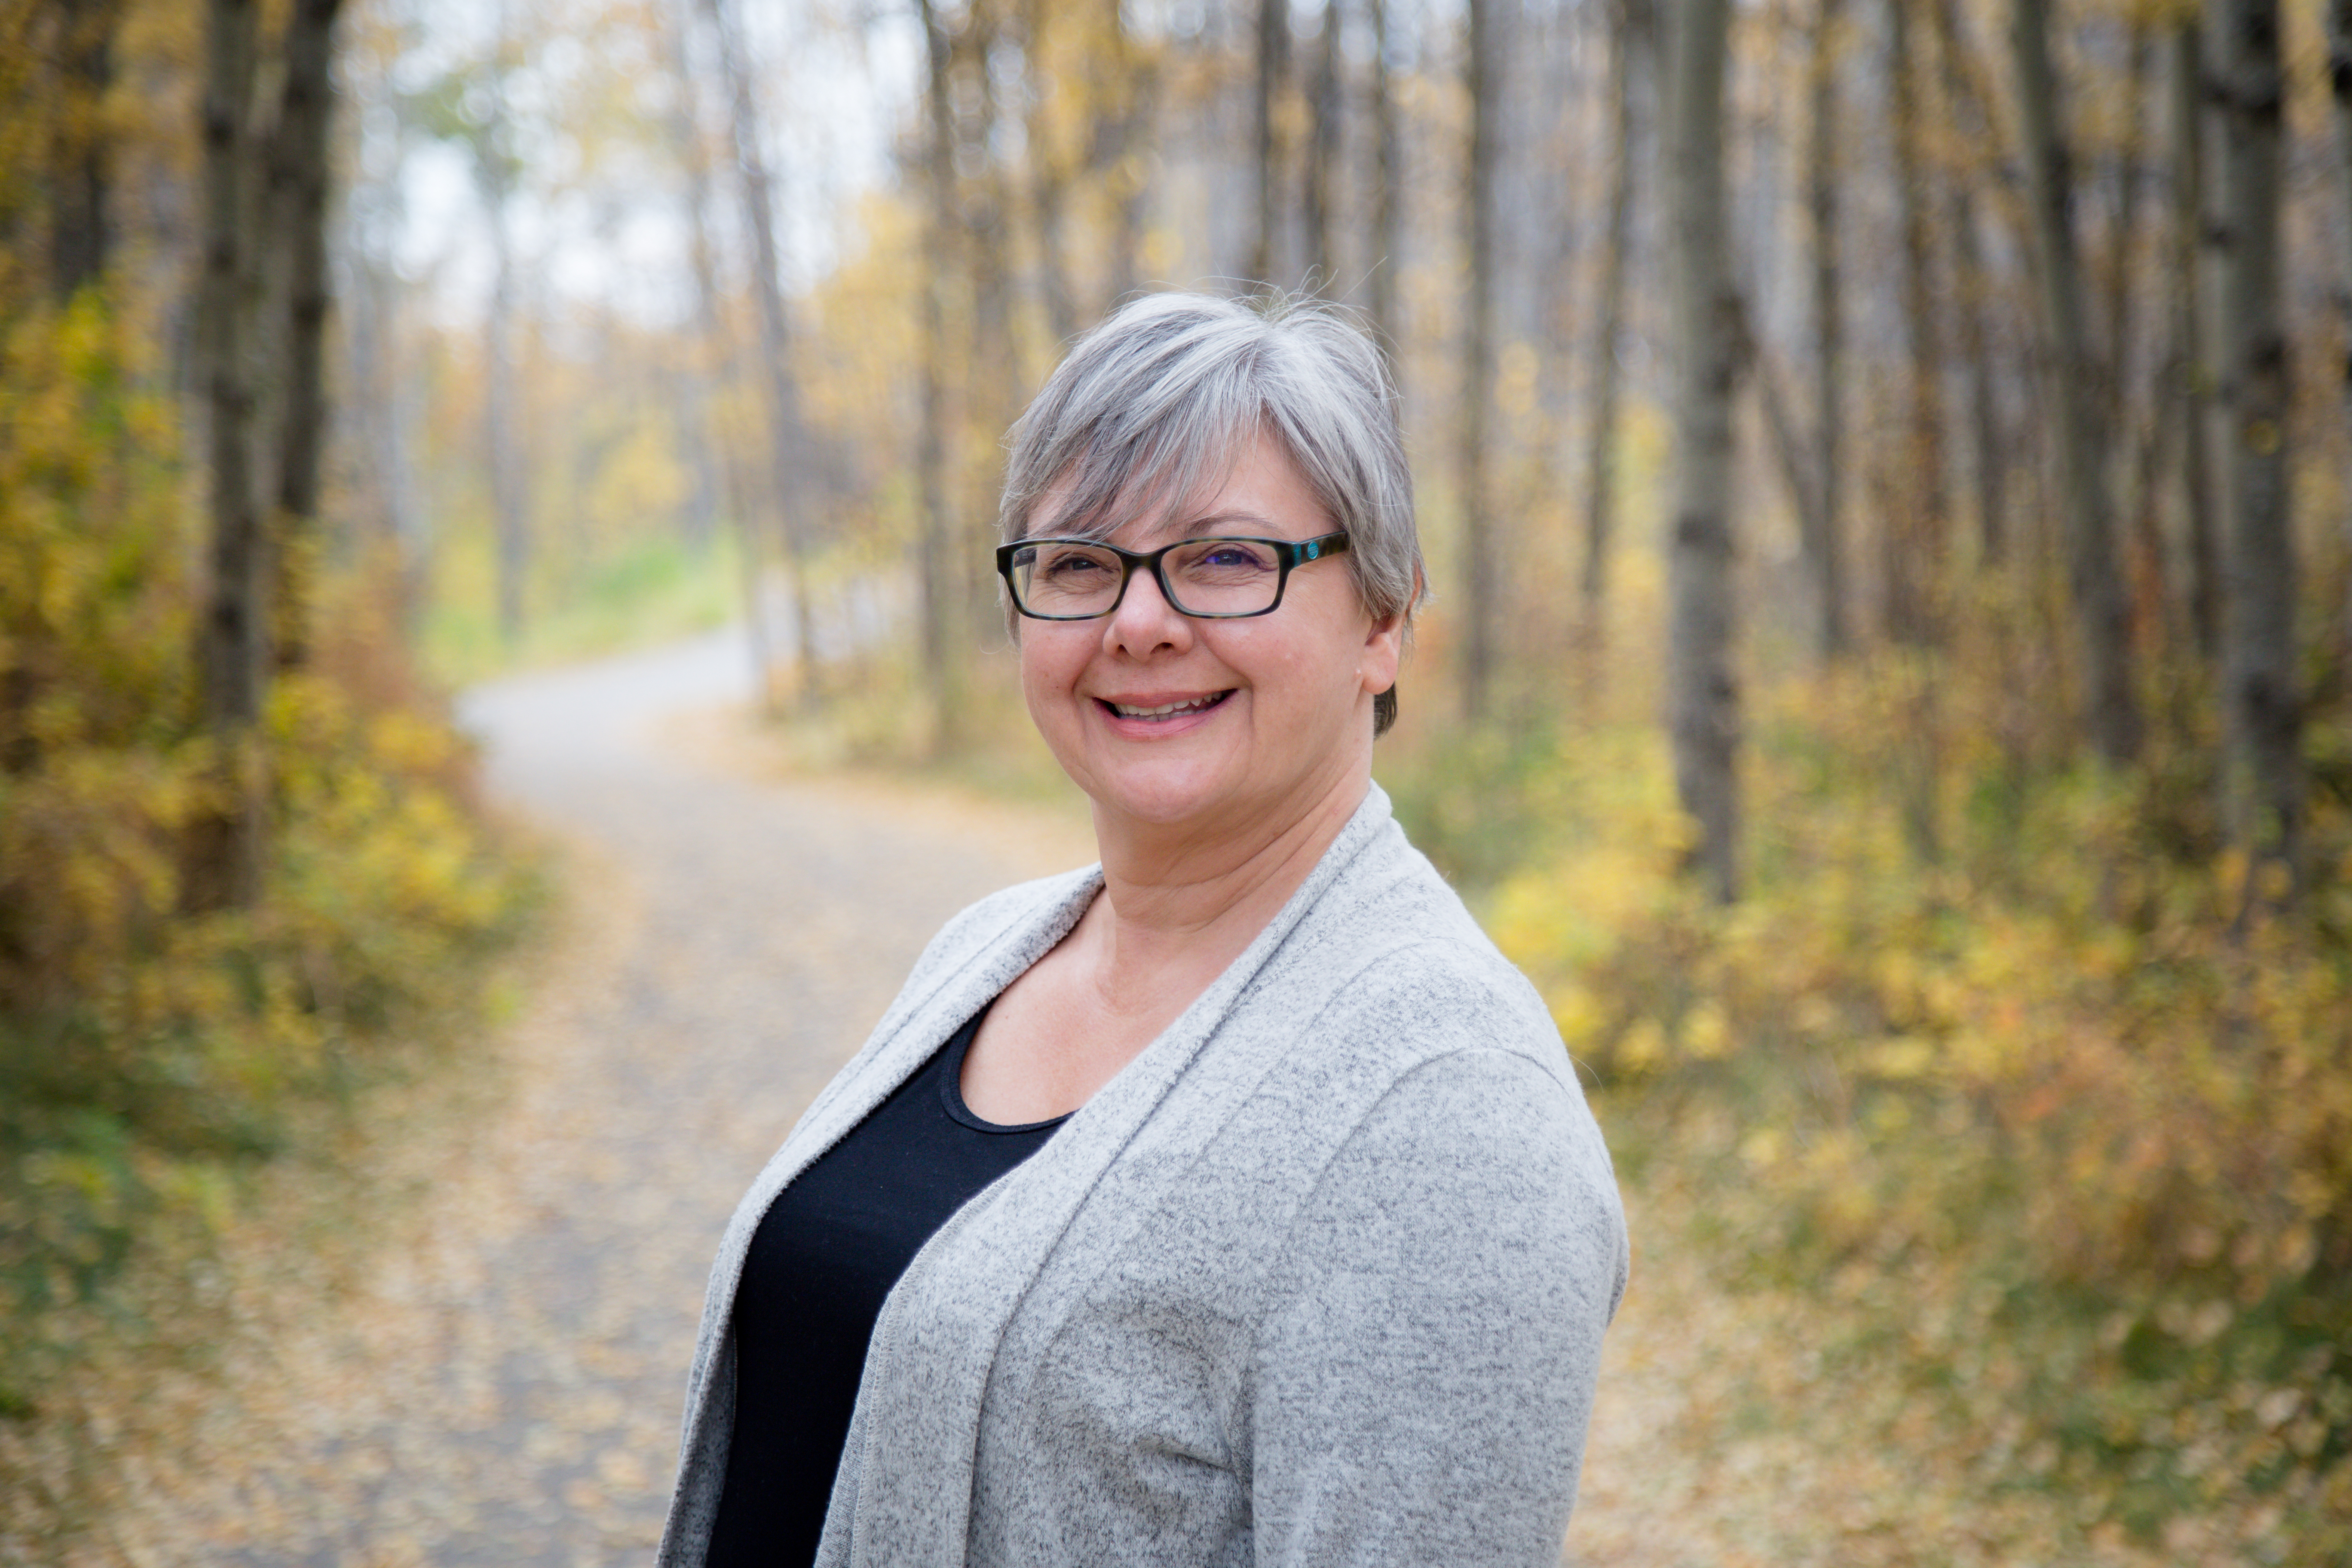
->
[1, 288, 535, 1408]
[1469, 653, 2352, 1547]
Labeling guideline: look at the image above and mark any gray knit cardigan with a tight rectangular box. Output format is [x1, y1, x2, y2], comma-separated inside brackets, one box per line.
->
[656, 784, 1629, 1568]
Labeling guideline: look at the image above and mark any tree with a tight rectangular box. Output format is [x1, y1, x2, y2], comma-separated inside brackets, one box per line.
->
[1023, 0, 1077, 345]
[188, 0, 346, 910]
[1459, 0, 1499, 722]
[483, 3, 528, 646]
[705, 0, 817, 690]
[1304, 0, 1342, 290]
[1666, 0, 1743, 902]
[672, 0, 773, 705]
[662, 4, 723, 554]
[2328, 0, 2352, 647]
[45, 0, 119, 301]
[1581, 0, 1652, 648]
[1250, 0, 1289, 287]
[1366, 0, 1401, 351]
[2011, 0, 2141, 765]
[2166, 15, 2219, 658]
[2209, 0, 2303, 894]
[188, 0, 267, 911]
[956, 0, 1026, 642]
[1101, 1, 1157, 308]
[916, 0, 962, 742]
[1929, 0, 2006, 568]
[1884, 0, 1945, 643]
[266, 0, 346, 672]
[1805, 0, 1847, 658]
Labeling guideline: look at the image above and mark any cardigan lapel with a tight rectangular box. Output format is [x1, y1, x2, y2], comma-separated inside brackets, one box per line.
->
[714, 864, 1100, 1285]
[673, 864, 1102, 1494]
[835, 785, 1399, 1568]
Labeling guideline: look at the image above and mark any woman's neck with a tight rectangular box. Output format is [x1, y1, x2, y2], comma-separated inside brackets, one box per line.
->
[1080, 767, 1368, 1011]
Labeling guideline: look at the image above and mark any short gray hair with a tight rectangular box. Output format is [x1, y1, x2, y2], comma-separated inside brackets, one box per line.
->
[998, 290, 1425, 732]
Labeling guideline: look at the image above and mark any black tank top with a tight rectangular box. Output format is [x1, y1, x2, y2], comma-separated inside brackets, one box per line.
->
[704, 1004, 1066, 1568]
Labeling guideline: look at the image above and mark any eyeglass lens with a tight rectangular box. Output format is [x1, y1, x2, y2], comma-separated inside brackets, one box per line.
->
[1010, 539, 1286, 617]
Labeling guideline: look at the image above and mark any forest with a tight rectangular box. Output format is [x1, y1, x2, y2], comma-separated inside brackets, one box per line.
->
[3, 0, 2350, 1557]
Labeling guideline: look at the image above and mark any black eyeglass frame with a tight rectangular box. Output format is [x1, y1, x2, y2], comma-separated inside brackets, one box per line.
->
[995, 531, 1351, 621]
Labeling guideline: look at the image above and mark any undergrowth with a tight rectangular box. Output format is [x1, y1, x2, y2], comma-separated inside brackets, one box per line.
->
[0, 289, 540, 1427]
[1382, 649, 2352, 1560]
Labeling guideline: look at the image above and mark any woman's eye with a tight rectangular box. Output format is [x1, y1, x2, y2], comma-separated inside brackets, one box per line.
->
[1194, 544, 1272, 571]
[1043, 551, 1112, 579]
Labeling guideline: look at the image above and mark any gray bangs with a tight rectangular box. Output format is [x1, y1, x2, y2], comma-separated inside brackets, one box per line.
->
[998, 291, 1425, 637]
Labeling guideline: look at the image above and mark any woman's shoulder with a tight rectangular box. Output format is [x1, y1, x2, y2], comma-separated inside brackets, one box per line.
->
[1289, 818, 1556, 1052]
[1212, 830, 1584, 1135]
[908, 863, 1102, 982]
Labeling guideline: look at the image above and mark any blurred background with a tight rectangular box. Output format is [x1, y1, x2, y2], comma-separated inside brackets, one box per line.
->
[3, 0, 2351, 1559]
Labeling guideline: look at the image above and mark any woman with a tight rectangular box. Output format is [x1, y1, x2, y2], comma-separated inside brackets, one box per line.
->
[658, 291, 1628, 1568]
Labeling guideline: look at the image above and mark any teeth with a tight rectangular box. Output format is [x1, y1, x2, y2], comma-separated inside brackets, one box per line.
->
[1111, 693, 1225, 720]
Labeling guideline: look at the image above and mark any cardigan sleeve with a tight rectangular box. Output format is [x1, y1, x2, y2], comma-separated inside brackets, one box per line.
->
[1246, 1045, 1626, 1568]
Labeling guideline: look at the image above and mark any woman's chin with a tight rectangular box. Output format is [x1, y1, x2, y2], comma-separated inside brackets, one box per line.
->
[1075, 750, 1257, 833]
[1090, 779, 1235, 832]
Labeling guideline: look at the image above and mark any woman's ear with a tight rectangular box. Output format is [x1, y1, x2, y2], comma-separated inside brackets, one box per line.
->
[1360, 565, 1418, 695]
[1360, 607, 1405, 697]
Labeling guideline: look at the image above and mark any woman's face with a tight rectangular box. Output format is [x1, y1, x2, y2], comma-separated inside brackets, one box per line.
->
[1019, 432, 1405, 848]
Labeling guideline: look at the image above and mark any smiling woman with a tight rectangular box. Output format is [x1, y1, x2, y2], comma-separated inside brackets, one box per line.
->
[658, 292, 1629, 1568]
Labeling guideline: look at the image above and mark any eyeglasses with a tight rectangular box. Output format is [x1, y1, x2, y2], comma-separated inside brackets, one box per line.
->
[996, 533, 1350, 621]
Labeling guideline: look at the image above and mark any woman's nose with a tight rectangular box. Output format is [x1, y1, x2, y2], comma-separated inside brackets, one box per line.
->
[1102, 563, 1192, 656]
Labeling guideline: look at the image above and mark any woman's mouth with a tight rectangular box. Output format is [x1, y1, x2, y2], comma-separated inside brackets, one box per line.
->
[1099, 690, 1234, 722]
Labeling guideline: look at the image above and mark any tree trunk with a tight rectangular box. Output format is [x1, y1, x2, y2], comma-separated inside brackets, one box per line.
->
[1952, 196, 2004, 567]
[1885, 0, 1945, 644]
[485, 196, 526, 645]
[958, 11, 1025, 641]
[1929, 0, 2006, 566]
[1580, 0, 1646, 637]
[2012, 0, 2142, 764]
[1367, 0, 1400, 350]
[707, 0, 817, 690]
[2210, 0, 2303, 894]
[186, 0, 343, 906]
[1023, 0, 1077, 344]
[2103, 21, 2152, 441]
[482, 6, 528, 648]
[189, 0, 266, 913]
[916, 0, 962, 744]
[1305, 1, 1341, 291]
[265, 0, 345, 674]
[1101, 0, 1156, 309]
[2328, 0, 2352, 648]
[1666, 0, 1742, 903]
[1251, 0, 1289, 288]
[2168, 17, 2220, 660]
[47, 0, 120, 301]
[1805, 0, 1847, 659]
[665, 7, 722, 554]
[674, 3, 771, 706]
[1459, 0, 1498, 721]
